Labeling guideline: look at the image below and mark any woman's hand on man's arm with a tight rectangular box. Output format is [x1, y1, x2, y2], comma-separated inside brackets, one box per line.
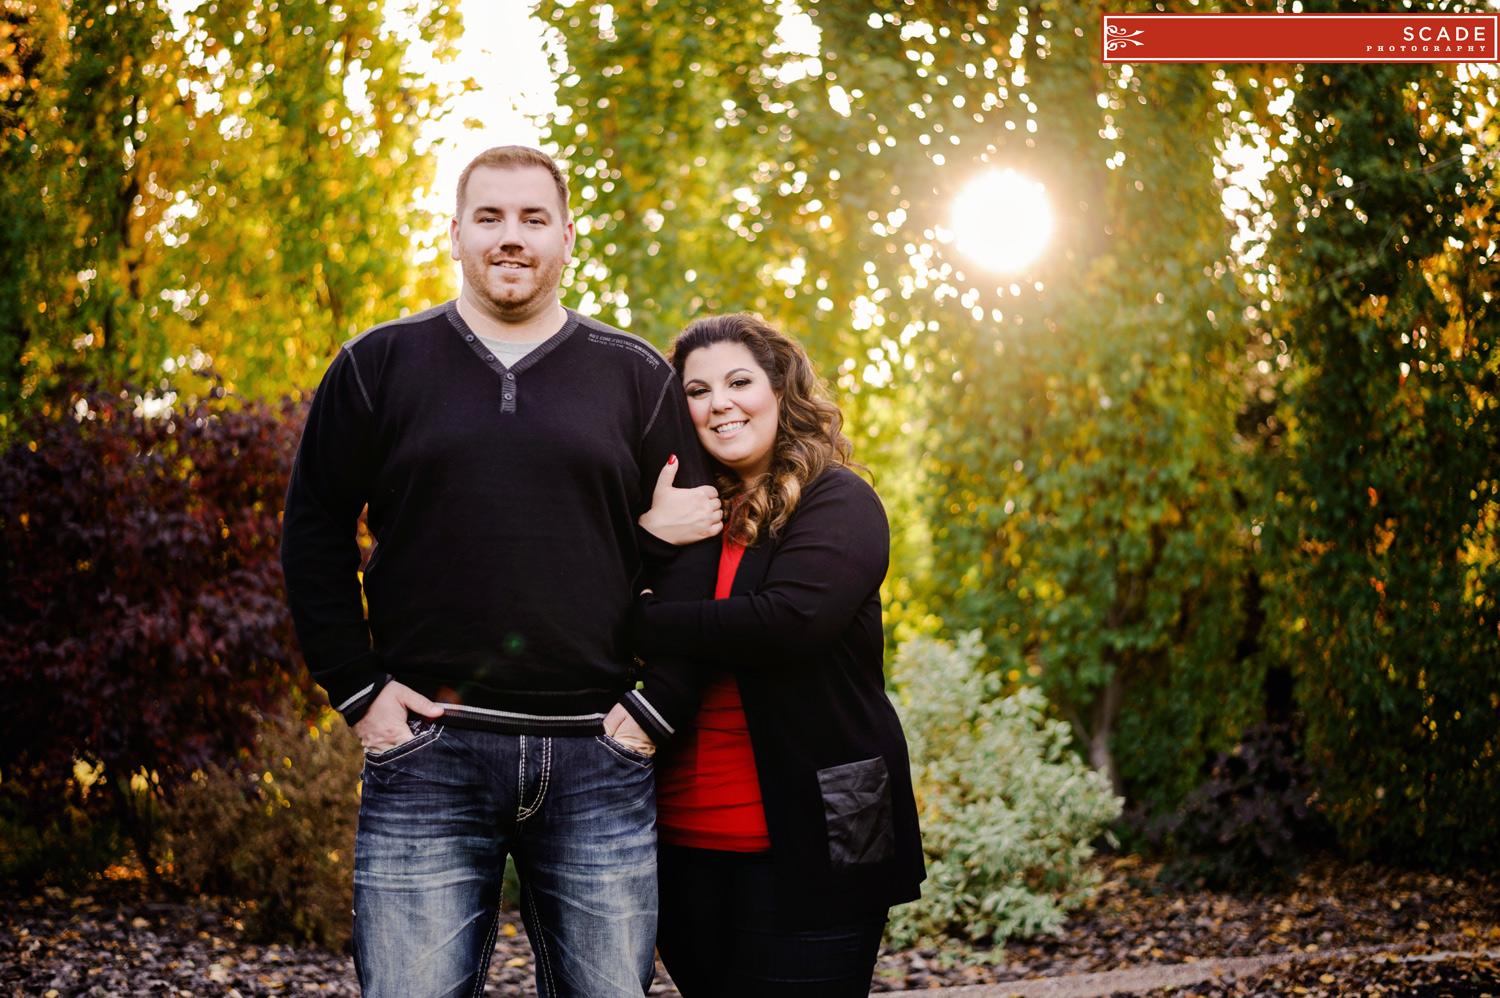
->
[638, 455, 724, 546]
[631, 474, 889, 663]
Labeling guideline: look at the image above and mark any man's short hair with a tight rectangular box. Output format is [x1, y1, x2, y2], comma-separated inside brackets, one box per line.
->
[455, 146, 571, 220]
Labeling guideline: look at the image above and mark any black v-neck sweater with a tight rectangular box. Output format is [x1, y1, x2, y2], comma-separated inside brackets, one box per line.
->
[280, 301, 717, 741]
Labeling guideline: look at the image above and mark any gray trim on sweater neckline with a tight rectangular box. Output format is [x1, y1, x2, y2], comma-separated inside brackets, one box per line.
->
[443, 300, 580, 414]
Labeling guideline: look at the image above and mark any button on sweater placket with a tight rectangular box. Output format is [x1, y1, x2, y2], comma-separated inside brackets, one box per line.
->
[502, 372, 517, 413]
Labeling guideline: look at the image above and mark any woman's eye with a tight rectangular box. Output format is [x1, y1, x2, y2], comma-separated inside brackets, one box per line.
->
[686, 388, 708, 398]
[731, 378, 750, 388]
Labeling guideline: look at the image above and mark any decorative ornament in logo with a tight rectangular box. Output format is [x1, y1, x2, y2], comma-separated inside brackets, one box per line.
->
[1105, 24, 1146, 53]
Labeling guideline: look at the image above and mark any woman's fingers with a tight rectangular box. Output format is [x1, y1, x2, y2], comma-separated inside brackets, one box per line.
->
[652, 456, 681, 503]
[639, 471, 726, 545]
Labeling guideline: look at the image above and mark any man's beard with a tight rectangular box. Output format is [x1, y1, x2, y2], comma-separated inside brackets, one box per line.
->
[461, 250, 564, 319]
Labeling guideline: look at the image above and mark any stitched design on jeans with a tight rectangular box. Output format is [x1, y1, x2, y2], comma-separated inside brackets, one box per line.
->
[517, 736, 551, 821]
[519, 732, 531, 816]
[361, 725, 443, 767]
[468, 905, 503, 998]
[596, 735, 653, 770]
[523, 879, 557, 997]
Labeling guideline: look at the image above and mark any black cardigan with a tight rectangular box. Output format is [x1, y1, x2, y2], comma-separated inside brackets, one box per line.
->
[632, 465, 926, 927]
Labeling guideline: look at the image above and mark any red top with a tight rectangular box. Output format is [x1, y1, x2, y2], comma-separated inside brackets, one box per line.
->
[654, 532, 771, 852]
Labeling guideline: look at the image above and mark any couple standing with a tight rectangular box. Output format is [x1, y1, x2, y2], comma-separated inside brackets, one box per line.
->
[280, 145, 925, 997]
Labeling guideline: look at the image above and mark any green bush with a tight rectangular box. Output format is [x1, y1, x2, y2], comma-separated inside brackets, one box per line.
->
[887, 632, 1123, 949]
[0, 762, 125, 887]
[164, 710, 363, 949]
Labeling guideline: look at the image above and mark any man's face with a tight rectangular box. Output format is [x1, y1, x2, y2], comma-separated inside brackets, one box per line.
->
[450, 166, 575, 323]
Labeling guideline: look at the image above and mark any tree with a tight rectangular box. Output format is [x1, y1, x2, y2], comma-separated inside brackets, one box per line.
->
[538, 0, 1258, 798]
[1257, 53, 1500, 865]
[911, 14, 1259, 801]
[537, 2, 1500, 851]
[0, 0, 462, 416]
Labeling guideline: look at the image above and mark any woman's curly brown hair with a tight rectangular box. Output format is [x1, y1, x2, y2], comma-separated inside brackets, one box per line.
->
[670, 313, 854, 546]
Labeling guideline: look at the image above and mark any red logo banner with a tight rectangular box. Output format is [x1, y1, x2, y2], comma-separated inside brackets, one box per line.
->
[1101, 13, 1499, 63]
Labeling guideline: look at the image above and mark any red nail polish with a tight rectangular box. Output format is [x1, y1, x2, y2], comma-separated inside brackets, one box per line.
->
[668, 454, 677, 464]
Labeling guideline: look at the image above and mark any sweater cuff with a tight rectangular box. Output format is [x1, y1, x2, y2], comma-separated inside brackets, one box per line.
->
[620, 688, 678, 745]
[635, 523, 681, 567]
[320, 656, 392, 727]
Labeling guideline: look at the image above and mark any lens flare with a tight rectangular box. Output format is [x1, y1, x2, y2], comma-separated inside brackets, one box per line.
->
[952, 170, 1053, 273]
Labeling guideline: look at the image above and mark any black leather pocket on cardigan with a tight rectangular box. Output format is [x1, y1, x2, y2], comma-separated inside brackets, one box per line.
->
[817, 756, 895, 870]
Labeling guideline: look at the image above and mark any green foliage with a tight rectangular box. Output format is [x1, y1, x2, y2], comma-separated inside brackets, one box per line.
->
[534, 0, 979, 644]
[540, 0, 1262, 803]
[0, 0, 462, 415]
[164, 710, 363, 949]
[917, 17, 1264, 804]
[888, 632, 1121, 949]
[3, 0, 1482, 900]
[0, 763, 125, 887]
[542, 4, 1500, 859]
[1256, 53, 1500, 866]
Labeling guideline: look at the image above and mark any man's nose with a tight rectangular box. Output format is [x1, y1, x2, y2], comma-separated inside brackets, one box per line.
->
[497, 219, 526, 246]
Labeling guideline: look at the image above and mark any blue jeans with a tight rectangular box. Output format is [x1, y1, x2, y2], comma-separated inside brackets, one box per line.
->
[353, 720, 658, 998]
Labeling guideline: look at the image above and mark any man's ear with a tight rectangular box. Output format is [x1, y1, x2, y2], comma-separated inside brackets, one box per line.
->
[448, 216, 462, 261]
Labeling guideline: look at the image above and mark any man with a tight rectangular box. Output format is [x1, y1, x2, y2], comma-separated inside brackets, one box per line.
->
[281, 145, 717, 998]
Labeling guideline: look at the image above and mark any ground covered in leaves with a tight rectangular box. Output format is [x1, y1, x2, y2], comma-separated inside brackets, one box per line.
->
[869, 857, 1498, 991]
[2, 858, 1495, 996]
[0, 876, 681, 998]
[1116, 951, 1500, 998]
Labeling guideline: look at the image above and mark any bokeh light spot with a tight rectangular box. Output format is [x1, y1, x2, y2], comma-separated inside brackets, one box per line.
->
[952, 170, 1053, 273]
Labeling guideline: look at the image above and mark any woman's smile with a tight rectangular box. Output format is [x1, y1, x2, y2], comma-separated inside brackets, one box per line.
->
[682, 341, 779, 481]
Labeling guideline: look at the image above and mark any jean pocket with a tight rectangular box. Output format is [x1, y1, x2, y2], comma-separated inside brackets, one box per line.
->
[596, 733, 655, 769]
[363, 722, 443, 766]
[817, 756, 895, 870]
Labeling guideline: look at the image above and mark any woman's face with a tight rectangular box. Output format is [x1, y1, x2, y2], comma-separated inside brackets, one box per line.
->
[681, 341, 779, 481]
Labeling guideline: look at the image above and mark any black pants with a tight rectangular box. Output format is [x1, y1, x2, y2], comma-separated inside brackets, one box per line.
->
[656, 844, 887, 997]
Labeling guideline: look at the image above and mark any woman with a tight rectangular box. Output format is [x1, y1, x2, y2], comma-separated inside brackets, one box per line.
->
[632, 313, 925, 996]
